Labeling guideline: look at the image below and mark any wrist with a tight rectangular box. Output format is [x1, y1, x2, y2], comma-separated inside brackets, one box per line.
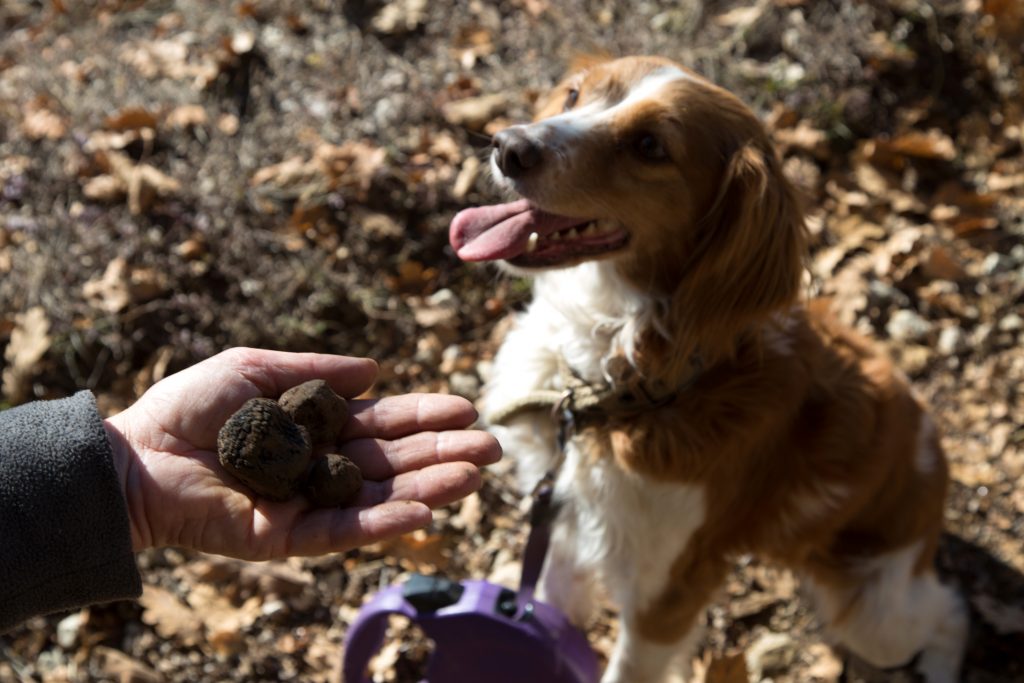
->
[103, 414, 148, 552]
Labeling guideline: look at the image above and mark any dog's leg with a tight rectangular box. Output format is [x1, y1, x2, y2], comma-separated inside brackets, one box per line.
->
[807, 542, 967, 683]
[603, 617, 703, 683]
[537, 521, 600, 626]
[602, 553, 728, 683]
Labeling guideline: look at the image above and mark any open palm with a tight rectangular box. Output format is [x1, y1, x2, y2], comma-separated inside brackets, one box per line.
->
[103, 348, 500, 560]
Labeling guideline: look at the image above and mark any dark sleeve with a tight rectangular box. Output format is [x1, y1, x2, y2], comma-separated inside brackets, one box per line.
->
[0, 391, 141, 633]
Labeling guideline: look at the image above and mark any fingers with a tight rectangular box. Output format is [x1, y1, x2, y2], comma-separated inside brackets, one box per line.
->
[217, 347, 379, 399]
[341, 394, 479, 440]
[285, 501, 432, 557]
[354, 461, 483, 509]
[340, 429, 501, 479]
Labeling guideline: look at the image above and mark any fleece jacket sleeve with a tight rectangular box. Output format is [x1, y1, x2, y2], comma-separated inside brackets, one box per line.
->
[0, 391, 141, 633]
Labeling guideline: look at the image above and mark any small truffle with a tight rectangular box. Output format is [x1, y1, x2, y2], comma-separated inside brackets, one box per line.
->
[303, 453, 363, 507]
[217, 398, 312, 501]
[278, 379, 349, 445]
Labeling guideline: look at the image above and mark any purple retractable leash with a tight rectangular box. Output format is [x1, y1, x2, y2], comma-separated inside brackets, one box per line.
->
[341, 408, 600, 683]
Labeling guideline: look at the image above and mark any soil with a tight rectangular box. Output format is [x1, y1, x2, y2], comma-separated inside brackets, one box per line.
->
[1, 1, 1022, 681]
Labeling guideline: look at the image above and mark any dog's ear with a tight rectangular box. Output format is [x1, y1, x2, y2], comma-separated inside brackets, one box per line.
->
[667, 142, 807, 365]
[568, 52, 613, 74]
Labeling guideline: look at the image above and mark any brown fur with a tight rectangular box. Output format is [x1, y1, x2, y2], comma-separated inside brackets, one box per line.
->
[520, 57, 950, 646]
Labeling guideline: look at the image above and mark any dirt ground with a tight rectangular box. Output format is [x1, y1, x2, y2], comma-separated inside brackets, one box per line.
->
[1, 0, 1022, 681]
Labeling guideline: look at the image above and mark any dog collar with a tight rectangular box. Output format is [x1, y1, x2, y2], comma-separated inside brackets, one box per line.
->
[489, 355, 702, 429]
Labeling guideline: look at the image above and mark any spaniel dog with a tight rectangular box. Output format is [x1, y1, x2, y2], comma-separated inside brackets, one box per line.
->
[450, 55, 966, 683]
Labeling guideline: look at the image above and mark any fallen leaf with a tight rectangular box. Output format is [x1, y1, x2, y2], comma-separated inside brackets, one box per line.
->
[83, 257, 167, 313]
[83, 174, 128, 202]
[744, 630, 795, 678]
[21, 105, 66, 140]
[138, 585, 202, 645]
[715, 1, 768, 28]
[371, 0, 427, 35]
[2, 307, 51, 404]
[441, 93, 508, 131]
[164, 104, 208, 129]
[804, 643, 844, 680]
[103, 106, 158, 131]
[973, 594, 1024, 635]
[876, 129, 957, 162]
[706, 651, 749, 683]
[452, 156, 481, 199]
[92, 646, 164, 683]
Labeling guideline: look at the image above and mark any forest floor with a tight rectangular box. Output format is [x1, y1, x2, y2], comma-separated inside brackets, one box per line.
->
[1, 0, 1022, 681]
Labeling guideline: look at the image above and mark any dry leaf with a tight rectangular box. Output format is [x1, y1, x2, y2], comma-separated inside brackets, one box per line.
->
[83, 174, 128, 202]
[165, 104, 208, 129]
[379, 529, 449, 569]
[706, 651, 749, 683]
[371, 0, 427, 34]
[92, 646, 164, 683]
[876, 129, 957, 161]
[804, 643, 844, 680]
[83, 257, 166, 313]
[452, 156, 481, 199]
[972, 594, 1024, 635]
[138, 585, 202, 645]
[2, 307, 51, 404]
[22, 106, 67, 140]
[186, 584, 262, 656]
[103, 106, 158, 131]
[441, 94, 508, 131]
[715, 0, 769, 28]
[745, 631, 796, 678]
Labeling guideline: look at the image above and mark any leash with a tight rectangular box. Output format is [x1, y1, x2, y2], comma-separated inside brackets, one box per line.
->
[514, 395, 575, 617]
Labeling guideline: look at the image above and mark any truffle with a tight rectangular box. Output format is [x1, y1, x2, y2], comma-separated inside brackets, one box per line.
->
[278, 379, 349, 445]
[217, 398, 312, 501]
[303, 453, 364, 507]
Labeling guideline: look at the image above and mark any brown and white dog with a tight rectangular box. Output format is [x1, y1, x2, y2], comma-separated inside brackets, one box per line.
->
[450, 56, 966, 683]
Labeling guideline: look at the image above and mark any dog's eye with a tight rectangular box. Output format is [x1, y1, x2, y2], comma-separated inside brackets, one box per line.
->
[634, 133, 668, 161]
[563, 88, 579, 111]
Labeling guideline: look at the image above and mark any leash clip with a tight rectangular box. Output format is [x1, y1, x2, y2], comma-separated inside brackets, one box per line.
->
[552, 389, 576, 453]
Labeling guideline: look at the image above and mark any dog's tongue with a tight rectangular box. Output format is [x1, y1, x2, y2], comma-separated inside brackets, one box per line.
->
[450, 199, 583, 262]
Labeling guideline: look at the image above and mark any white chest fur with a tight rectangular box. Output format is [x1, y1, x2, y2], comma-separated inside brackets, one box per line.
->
[483, 261, 706, 618]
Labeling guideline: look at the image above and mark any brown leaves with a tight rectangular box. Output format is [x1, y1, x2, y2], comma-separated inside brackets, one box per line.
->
[21, 96, 67, 140]
[250, 140, 387, 206]
[2, 307, 51, 404]
[83, 257, 167, 314]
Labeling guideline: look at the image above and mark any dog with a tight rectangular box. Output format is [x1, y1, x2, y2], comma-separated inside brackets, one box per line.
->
[449, 55, 967, 683]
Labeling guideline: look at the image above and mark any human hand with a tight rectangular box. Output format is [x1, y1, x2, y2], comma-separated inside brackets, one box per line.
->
[103, 347, 500, 560]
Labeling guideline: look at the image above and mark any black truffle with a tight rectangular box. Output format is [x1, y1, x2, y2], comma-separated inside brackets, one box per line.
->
[278, 379, 349, 445]
[303, 453, 363, 507]
[217, 398, 312, 501]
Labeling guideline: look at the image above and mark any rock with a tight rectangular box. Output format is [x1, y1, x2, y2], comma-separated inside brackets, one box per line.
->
[303, 453, 363, 507]
[217, 398, 312, 501]
[56, 612, 83, 649]
[937, 325, 968, 356]
[886, 309, 932, 342]
[449, 371, 481, 400]
[998, 313, 1023, 332]
[278, 379, 349, 445]
[982, 252, 1014, 276]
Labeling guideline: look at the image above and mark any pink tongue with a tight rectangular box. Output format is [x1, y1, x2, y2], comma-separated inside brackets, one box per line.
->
[449, 199, 585, 262]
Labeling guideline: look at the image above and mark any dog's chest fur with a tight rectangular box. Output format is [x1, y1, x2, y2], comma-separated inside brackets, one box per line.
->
[484, 261, 707, 607]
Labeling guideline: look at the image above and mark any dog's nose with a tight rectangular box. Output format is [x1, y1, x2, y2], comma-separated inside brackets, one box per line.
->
[493, 128, 543, 178]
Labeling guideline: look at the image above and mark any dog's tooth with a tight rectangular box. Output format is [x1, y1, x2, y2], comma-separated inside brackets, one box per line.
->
[526, 232, 539, 252]
[565, 228, 579, 240]
[582, 223, 598, 236]
[550, 232, 562, 242]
